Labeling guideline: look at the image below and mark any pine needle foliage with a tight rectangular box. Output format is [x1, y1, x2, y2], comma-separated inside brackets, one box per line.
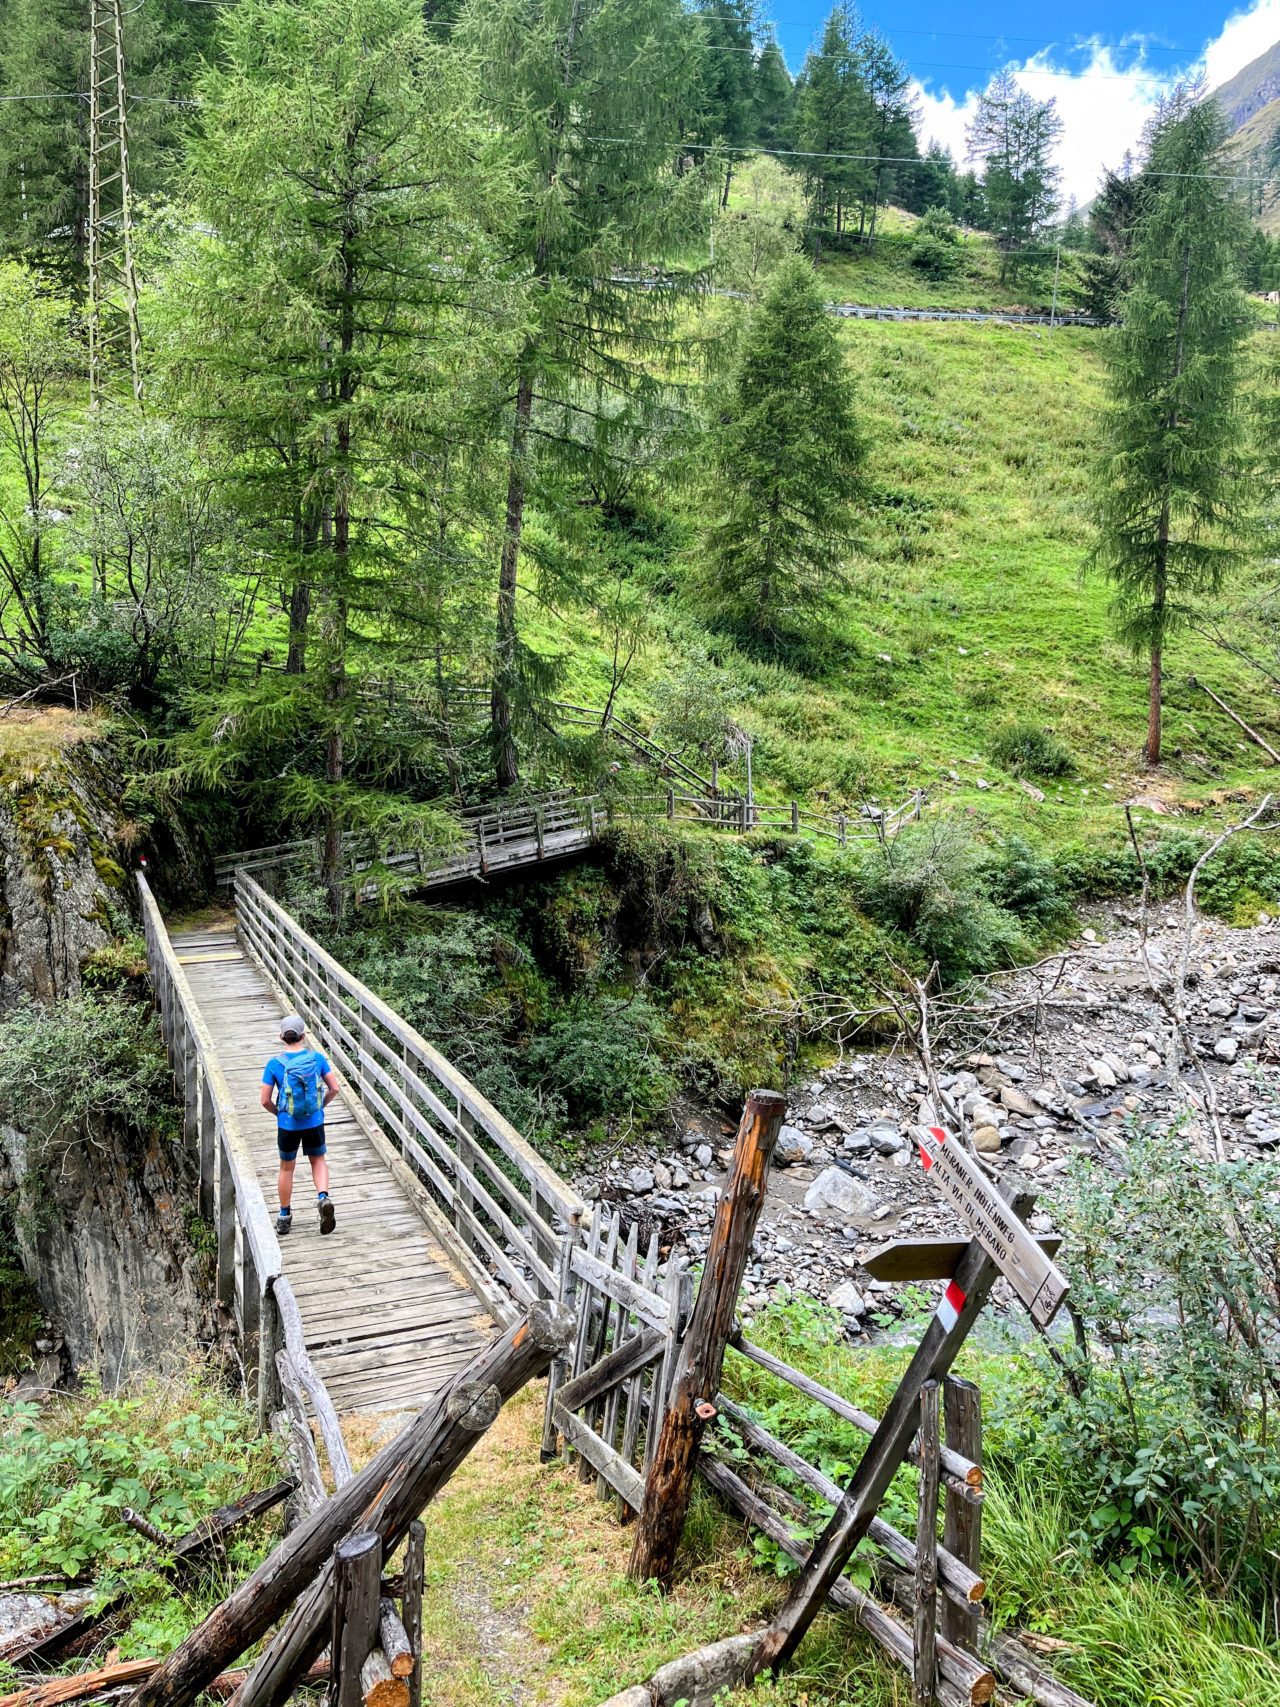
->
[1091, 91, 1255, 767]
[700, 256, 866, 649]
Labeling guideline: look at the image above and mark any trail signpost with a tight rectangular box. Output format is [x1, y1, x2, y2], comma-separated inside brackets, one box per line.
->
[912, 1126, 1068, 1329]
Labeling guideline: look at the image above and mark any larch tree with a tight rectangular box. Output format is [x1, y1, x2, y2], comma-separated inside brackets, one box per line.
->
[166, 0, 508, 917]
[856, 32, 915, 241]
[796, 3, 872, 253]
[690, 0, 758, 208]
[966, 69, 1062, 272]
[1091, 92, 1254, 768]
[701, 255, 865, 645]
[459, 0, 708, 791]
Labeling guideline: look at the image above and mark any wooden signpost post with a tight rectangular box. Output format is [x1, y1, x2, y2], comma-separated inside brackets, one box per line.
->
[743, 1122, 1071, 1692]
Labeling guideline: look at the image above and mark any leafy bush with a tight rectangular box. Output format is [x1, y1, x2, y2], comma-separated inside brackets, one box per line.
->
[1044, 1138, 1280, 1606]
[908, 207, 960, 278]
[526, 994, 673, 1126]
[0, 991, 176, 1151]
[983, 835, 1072, 928]
[854, 821, 1029, 981]
[987, 718, 1073, 777]
[0, 1372, 276, 1581]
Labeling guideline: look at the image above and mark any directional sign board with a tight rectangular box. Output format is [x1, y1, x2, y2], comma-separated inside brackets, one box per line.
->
[913, 1124, 1069, 1328]
[863, 1232, 1062, 1283]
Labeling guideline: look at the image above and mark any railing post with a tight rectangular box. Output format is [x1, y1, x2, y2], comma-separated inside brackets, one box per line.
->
[331, 1532, 382, 1707]
[666, 787, 675, 820]
[914, 1380, 941, 1706]
[259, 1278, 284, 1432]
[536, 805, 545, 859]
[941, 1376, 982, 1656]
[710, 759, 718, 797]
[240, 1226, 261, 1396]
[477, 820, 488, 875]
[197, 1069, 215, 1222]
[791, 800, 799, 832]
[838, 812, 847, 847]
[216, 1134, 236, 1317]
[541, 1218, 580, 1461]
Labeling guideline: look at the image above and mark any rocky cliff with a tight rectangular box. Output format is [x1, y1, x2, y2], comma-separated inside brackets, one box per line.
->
[0, 710, 212, 1379]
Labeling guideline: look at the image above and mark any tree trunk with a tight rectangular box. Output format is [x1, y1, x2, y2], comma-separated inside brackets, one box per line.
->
[721, 164, 733, 210]
[492, 369, 533, 793]
[1147, 636, 1162, 768]
[320, 204, 357, 921]
[286, 578, 311, 675]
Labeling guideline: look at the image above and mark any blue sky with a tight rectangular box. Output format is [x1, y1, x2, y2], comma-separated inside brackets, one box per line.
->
[765, 0, 1280, 202]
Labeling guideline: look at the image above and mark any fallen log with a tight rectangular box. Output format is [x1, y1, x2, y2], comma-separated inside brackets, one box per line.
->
[0, 1658, 329, 1707]
[1189, 677, 1280, 767]
[128, 1301, 572, 1707]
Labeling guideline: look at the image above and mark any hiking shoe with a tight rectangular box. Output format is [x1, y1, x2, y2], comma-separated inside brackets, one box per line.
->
[277, 1210, 292, 1236]
[318, 1198, 336, 1236]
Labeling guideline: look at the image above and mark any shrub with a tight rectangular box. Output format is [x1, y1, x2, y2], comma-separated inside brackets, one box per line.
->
[526, 994, 673, 1126]
[983, 835, 1071, 928]
[908, 207, 960, 279]
[0, 991, 176, 1152]
[1044, 1138, 1280, 1607]
[854, 820, 1029, 981]
[987, 719, 1073, 777]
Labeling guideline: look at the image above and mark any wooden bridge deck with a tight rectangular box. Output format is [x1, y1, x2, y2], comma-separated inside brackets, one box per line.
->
[171, 919, 495, 1416]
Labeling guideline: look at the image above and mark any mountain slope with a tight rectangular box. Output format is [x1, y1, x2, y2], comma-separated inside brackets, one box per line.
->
[1212, 39, 1280, 130]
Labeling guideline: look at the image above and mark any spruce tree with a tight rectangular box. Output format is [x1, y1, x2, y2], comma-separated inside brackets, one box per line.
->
[701, 256, 865, 645]
[1091, 93, 1254, 768]
[459, 0, 707, 790]
[690, 0, 758, 208]
[167, 0, 505, 915]
[753, 32, 795, 153]
[796, 3, 872, 255]
[856, 32, 915, 240]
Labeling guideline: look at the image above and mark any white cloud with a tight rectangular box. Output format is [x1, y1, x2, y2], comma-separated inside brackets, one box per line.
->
[910, 0, 1280, 212]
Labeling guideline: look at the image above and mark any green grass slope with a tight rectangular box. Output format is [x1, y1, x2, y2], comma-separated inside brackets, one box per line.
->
[543, 313, 1278, 848]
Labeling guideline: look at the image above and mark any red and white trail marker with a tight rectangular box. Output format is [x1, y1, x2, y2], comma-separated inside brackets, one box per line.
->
[913, 1124, 1069, 1330]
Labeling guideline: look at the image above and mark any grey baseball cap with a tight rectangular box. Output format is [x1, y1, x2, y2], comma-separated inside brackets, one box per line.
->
[279, 1014, 305, 1042]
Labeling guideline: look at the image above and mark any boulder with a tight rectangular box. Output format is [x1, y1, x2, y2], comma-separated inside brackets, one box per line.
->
[624, 1165, 655, 1195]
[973, 1125, 1002, 1153]
[828, 1279, 867, 1318]
[803, 1166, 882, 1221]
[1214, 1037, 1239, 1064]
[774, 1125, 814, 1167]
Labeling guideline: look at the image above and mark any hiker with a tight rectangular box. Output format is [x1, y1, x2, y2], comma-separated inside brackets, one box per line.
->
[260, 1014, 339, 1237]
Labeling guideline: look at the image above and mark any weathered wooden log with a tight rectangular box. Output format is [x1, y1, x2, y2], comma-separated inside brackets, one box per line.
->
[873, 1568, 1095, 1707]
[332, 1534, 380, 1707]
[714, 1396, 983, 1608]
[358, 1652, 407, 1707]
[629, 1088, 786, 1586]
[127, 1302, 571, 1707]
[699, 1455, 990, 1707]
[729, 1333, 982, 1499]
[1189, 677, 1280, 766]
[401, 1522, 425, 1707]
[120, 1510, 174, 1551]
[914, 1382, 940, 1707]
[377, 1601, 413, 1679]
[746, 1192, 1032, 1683]
[941, 1377, 981, 1656]
[0, 1660, 330, 1707]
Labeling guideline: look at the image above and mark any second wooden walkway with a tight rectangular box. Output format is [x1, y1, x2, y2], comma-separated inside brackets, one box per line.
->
[171, 919, 494, 1415]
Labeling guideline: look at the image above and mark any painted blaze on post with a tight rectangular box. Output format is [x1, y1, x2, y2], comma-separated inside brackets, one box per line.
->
[913, 1125, 1069, 1329]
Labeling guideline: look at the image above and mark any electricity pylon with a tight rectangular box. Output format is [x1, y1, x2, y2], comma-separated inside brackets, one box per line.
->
[87, 0, 143, 406]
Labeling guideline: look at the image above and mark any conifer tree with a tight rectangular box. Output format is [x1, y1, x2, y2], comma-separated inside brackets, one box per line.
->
[1091, 93, 1254, 768]
[701, 256, 865, 645]
[167, 0, 505, 915]
[796, 3, 872, 255]
[690, 0, 758, 207]
[753, 32, 795, 152]
[856, 32, 915, 240]
[459, 0, 707, 790]
[966, 69, 1062, 272]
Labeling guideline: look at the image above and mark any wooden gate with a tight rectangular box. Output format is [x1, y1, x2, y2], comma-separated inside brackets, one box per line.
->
[545, 1206, 691, 1512]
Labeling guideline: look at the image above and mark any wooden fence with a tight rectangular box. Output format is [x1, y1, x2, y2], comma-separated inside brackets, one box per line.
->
[137, 873, 350, 1498]
[234, 870, 585, 1324]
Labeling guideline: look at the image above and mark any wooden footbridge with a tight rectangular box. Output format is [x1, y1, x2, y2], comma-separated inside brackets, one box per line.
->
[134, 859, 1084, 1707]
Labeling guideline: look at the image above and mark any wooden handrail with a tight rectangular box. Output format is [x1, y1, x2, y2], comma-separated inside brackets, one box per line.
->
[233, 871, 584, 1312]
[136, 873, 347, 1488]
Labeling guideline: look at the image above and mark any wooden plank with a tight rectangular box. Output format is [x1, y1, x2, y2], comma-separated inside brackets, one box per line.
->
[864, 1235, 1062, 1284]
[570, 1248, 670, 1331]
[915, 1382, 940, 1706]
[914, 1128, 1068, 1328]
[941, 1378, 982, 1657]
[553, 1404, 646, 1510]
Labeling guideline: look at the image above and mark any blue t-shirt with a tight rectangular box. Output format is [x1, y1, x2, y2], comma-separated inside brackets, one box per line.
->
[263, 1048, 331, 1131]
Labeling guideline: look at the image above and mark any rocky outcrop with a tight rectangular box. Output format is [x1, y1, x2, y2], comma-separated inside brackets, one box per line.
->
[0, 1117, 212, 1380]
[0, 713, 211, 1379]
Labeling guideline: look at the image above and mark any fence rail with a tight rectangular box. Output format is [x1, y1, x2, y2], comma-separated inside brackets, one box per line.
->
[137, 873, 348, 1495]
[234, 871, 585, 1322]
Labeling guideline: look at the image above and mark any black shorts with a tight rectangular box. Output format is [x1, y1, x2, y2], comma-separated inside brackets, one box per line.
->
[278, 1125, 326, 1162]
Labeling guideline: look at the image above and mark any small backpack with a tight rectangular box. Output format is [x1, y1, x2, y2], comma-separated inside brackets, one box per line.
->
[280, 1050, 323, 1122]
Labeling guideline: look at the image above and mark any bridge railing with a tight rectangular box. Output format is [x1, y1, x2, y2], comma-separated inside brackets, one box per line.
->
[234, 870, 585, 1323]
[137, 873, 350, 1494]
